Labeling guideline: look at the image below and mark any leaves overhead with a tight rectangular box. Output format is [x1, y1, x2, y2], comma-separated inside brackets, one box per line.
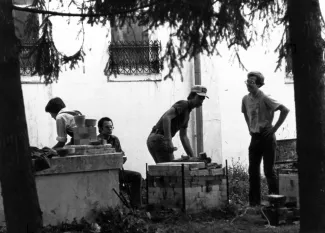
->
[16, 0, 323, 83]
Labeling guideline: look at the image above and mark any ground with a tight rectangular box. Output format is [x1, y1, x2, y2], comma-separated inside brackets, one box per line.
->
[146, 206, 299, 233]
[0, 205, 298, 233]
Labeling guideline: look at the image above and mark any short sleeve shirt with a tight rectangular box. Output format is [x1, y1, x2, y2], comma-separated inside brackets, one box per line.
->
[154, 100, 193, 137]
[241, 90, 281, 133]
[55, 108, 76, 142]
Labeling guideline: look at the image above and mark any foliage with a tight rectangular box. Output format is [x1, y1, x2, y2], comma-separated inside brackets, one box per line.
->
[228, 158, 268, 206]
[40, 218, 93, 232]
[28, 17, 60, 84]
[95, 207, 152, 233]
[13, 0, 301, 83]
[0, 206, 300, 233]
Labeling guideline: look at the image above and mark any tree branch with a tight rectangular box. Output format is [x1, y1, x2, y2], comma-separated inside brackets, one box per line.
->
[12, 2, 156, 17]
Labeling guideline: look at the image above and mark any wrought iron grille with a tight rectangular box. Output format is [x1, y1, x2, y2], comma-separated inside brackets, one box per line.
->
[19, 39, 37, 76]
[107, 40, 162, 75]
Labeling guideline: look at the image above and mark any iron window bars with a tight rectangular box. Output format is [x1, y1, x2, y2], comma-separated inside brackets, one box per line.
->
[106, 40, 162, 75]
[19, 39, 38, 76]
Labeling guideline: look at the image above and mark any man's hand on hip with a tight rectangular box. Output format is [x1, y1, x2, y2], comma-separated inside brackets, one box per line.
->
[262, 127, 276, 137]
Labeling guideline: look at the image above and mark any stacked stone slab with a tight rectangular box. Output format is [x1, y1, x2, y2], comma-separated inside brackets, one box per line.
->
[147, 162, 227, 213]
[73, 126, 97, 145]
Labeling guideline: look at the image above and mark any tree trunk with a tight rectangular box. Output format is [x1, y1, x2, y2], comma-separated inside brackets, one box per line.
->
[288, 0, 325, 232]
[0, 1, 43, 232]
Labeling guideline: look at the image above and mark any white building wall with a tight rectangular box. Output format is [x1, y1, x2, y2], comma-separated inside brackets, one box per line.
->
[21, 0, 323, 174]
[21, 15, 222, 176]
[216, 29, 297, 167]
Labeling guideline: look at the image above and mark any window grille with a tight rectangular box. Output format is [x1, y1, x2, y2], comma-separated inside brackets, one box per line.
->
[19, 39, 37, 76]
[14, 10, 40, 77]
[106, 40, 162, 75]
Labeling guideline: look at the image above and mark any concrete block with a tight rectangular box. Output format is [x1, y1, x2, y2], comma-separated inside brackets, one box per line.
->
[279, 173, 299, 207]
[147, 164, 228, 213]
[209, 168, 225, 176]
[219, 184, 227, 191]
[74, 139, 90, 145]
[190, 169, 209, 176]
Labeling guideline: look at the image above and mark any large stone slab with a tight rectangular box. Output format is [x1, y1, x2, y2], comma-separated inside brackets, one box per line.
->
[0, 153, 124, 226]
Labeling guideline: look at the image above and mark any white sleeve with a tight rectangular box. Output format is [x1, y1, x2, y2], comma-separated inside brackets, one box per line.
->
[56, 115, 67, 142]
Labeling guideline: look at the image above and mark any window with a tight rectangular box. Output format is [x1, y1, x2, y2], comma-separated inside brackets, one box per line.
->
[105, 20, 162, 76]
[14, 10, 40, 77]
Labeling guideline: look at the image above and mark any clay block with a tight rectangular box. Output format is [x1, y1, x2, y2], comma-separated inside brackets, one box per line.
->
[209, 168, 225, 176]
[74, 139, 90, 145]
[73, 127, 98, 140]
[190, 169, 209, 176]
[88, 127, 97, 132]
[148, 166, 190, 176]
[73, 127, 88, 134]
[150, 162, 205, 169]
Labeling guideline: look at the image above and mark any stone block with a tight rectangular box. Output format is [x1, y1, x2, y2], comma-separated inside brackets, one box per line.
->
[0, 153, 123, 226]
[147, 164, 227, 213]
[73, 127, 98, 141]
[279, 173, 299, 208]
[74, 139, 90, 145]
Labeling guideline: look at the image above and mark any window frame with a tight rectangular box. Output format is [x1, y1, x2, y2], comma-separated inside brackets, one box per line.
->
[105, 19, 163, 81]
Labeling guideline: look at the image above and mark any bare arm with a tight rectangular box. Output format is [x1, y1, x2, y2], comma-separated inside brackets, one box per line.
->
[242, 111, 251, 134]
[263, 104, 290, 137]
[162, 108, 177, 140]
[273, 104, 290, 132]
[179, 127, 195, 157]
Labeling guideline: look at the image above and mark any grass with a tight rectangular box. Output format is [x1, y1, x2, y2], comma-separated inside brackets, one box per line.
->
[0, 159, 299, 233]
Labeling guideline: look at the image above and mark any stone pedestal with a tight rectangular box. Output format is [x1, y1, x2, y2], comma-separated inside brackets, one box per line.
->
[0, 153, 123, 226]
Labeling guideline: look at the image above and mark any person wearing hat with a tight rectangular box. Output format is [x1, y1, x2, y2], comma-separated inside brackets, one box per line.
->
[242, 71, 290, 206]
[147, 85, 208, 163]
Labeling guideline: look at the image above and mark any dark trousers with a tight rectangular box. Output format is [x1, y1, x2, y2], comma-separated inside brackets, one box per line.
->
[146, 132, 175, 163]
[248, 133, 278, 206]
[120, 169, 142, 207]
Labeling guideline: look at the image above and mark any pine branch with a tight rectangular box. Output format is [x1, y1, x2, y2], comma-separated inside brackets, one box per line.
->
[12, 2, 157, 17]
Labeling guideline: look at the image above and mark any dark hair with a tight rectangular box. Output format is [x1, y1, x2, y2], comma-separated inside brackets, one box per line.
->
[98, 117, 113, 129]
[247, 71, 265, 87]
[187, 92, 197, 100]
[45, 97, 66, 114]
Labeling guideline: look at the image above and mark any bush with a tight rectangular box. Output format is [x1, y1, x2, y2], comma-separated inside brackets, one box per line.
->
[227, 158, 268, 205]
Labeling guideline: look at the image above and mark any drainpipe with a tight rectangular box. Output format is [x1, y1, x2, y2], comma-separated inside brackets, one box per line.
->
[194, 54, 204, 155]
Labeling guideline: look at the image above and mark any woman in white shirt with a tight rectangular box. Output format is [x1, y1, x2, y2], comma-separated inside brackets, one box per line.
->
[45, 97, 80, 149]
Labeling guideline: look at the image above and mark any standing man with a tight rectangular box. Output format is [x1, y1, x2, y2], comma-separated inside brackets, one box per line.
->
[242, 71, 290, 206]
[97, 117, 142, 208]
[147, 85, 208, 163]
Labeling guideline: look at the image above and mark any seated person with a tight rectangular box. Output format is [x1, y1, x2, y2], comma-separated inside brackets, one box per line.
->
[45, 97, 80, 149]
[97, 117, 142, 208]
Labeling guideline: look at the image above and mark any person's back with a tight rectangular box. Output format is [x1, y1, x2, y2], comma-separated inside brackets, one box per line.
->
[45, 97, 80, 148]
